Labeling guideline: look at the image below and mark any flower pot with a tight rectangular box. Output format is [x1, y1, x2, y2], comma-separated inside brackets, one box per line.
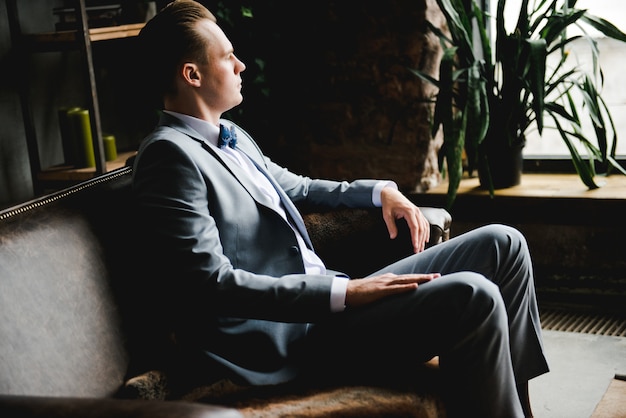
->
[477, 137, 524, 190]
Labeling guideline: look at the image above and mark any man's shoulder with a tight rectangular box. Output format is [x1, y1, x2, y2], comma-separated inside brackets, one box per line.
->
[140, 125, 190, 148]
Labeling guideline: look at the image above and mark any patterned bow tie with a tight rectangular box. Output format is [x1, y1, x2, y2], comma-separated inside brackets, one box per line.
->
[218, 124, 237, 149]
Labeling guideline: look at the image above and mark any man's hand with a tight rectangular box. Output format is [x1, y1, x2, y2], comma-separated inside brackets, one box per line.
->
[380, 186, 431, 253]
[345, 273, 440, 308]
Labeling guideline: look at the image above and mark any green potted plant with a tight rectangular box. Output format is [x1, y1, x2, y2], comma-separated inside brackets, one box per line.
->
[414, 0, 626, 208]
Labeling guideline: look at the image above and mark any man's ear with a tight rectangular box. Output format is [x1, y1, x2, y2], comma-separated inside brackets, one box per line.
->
[181, 63, 201, 87]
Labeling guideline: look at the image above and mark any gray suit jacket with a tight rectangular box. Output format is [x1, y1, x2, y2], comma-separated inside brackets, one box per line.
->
[132, 113, 382, 385]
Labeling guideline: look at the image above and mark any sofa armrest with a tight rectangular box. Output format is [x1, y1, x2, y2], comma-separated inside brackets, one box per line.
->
[0, 395, 242, 418]
[303, 206, 451, 278]
[419, 206, 452, 244]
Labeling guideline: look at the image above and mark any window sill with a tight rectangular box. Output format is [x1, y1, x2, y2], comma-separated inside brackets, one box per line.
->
[428, 173, 626, 200]
[416, 173, 626, 226]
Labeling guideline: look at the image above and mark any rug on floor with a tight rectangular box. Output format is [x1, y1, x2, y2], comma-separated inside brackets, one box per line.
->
[591, 376, 626, 418]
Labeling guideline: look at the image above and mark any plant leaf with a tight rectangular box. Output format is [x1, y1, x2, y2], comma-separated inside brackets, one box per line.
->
[525, 39, 547, 133]
[580, 14, 626, 42]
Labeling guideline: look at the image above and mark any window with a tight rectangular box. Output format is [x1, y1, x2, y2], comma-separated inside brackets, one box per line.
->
[489, 0, 626, 163]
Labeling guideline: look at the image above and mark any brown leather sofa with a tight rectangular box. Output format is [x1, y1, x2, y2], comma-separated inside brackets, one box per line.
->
[0, 166, 451, 418]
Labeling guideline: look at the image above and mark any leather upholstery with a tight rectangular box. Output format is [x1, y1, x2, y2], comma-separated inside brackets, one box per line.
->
[0, 178, 130, 398]
[0, 167, 240, 417]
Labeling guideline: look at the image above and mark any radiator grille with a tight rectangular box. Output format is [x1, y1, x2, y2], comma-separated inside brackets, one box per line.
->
[541, 309, 626, 337]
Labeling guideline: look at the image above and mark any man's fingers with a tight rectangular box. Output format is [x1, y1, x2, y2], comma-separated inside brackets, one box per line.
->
[391, 273, 440, 285]
[415, 215, 431, 253]
[373, 272, 440, 286]
[384, 214, 399, 240]
[388, 208, 430, 254]
[345, 273, 440, 307]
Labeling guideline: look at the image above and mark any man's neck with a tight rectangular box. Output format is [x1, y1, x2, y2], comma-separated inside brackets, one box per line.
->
[163, 96, 220, 126]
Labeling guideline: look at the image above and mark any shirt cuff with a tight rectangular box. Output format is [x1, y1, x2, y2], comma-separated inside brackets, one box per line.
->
[372, 180, 398, 207]
[330, 276, 349, 312]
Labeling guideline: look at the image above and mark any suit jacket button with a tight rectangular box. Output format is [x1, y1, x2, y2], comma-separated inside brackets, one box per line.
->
[290, 246, 300, 255]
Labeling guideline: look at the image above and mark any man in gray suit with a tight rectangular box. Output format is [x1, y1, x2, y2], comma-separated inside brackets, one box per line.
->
[132, 1, 549, 416]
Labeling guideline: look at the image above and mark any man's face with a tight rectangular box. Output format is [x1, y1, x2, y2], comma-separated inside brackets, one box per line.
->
[194, 19, 246, 114]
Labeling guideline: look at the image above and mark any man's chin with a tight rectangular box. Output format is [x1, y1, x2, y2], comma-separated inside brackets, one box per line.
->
[229, 96, 244, 110]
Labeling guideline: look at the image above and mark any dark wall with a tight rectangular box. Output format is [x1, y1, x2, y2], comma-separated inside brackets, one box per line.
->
[0, 0, 444, 207]
[0, 0, 34, 205]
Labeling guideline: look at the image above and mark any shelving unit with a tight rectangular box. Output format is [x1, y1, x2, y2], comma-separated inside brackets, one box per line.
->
[6, 0, 143, 194]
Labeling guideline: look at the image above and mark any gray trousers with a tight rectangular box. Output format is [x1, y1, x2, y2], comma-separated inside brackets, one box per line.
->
[304, 224, 549, 418]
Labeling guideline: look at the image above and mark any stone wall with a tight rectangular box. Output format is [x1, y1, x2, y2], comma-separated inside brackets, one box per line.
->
[230, 0, 446, 193]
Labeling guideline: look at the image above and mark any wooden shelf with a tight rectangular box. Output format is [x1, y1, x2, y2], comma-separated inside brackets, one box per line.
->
[23, 23, 144, 51]
[88, 23, 144, 41]
[37, 151, 136, 182]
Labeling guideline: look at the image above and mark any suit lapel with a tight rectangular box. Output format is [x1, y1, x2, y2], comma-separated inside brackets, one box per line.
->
[159, 114, 313, 248]
[158, 113, 276, 208]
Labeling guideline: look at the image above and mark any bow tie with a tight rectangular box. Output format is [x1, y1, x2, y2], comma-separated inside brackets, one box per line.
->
[218, 124, 237, 149]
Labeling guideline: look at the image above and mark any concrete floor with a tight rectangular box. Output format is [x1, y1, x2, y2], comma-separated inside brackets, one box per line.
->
[530, 330, 626, 418]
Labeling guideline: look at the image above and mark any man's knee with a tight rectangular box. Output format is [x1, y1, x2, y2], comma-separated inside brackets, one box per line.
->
[482, 224, 529, 254]
[446, 271, 499, 294]
[442, 272, 507, 321]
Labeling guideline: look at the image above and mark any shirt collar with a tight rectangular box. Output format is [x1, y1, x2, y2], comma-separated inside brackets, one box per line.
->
[163, 110, 220, 147]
